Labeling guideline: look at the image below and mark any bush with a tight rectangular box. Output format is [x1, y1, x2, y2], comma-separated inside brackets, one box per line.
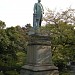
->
[5, 70, 19, 75]
[0, 71, 4, 75]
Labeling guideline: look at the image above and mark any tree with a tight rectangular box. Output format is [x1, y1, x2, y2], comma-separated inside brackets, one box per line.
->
[44, 8, 75, 26]
[0, 21, 29, 74]
[0, 20, 6, 29]
[42, 8, 75, 74]
[5, 25, 29, 66]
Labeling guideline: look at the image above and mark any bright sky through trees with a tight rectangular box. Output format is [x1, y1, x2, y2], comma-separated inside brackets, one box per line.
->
[0, 0, 75, 27]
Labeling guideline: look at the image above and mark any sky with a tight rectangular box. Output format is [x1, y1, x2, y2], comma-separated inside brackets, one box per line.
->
[0, 0, 75, 27]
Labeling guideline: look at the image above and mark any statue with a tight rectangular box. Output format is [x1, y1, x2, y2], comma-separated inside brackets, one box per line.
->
[28, 0, 44, 35]
[33, 0, 44, 30]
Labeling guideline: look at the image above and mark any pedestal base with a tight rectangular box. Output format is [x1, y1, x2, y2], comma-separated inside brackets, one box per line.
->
[20, 35, 59, 75]
[70, 62, 75, 75]
[20, 65, 59, 75]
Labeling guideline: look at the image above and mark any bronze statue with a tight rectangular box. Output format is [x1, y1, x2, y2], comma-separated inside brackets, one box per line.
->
[33, 0, 44, 30]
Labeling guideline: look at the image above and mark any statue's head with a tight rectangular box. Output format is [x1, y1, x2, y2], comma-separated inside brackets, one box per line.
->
[38, 0, 41, 3]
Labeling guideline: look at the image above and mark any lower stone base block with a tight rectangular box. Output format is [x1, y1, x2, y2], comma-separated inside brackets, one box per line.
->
[20, 65, 59, 75]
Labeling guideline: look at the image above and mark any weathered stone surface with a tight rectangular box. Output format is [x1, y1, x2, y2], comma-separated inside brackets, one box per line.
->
[27, 45, 52, 65]
[20, 65, 59, 75]
[20, 35, 59, 75]
[21, 65, 58, 71]
[21, 70, 59, 75]
[70, 62, 75, 75]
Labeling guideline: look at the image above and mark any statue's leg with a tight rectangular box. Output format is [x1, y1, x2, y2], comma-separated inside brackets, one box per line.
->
[33, 14, 37, 29]
[36, 19, 40, 29]
[39, 15, 42, 27]
[39, 18, 41, 27]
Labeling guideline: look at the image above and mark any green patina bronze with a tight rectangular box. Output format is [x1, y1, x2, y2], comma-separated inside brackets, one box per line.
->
[33, 0, 44, 30]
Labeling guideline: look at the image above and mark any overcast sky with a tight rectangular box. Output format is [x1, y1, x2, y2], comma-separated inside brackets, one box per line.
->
[0, 0, 75, 27]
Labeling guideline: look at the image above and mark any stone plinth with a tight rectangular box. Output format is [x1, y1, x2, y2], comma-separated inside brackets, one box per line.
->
[20, 35, 59, 75]
[70, 62, 75, 75]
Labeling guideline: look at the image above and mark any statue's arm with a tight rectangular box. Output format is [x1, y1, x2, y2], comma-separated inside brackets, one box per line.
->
[41, 4, 44, 14]
[34, 3, 37, 14]
[42, 6, 44, 14]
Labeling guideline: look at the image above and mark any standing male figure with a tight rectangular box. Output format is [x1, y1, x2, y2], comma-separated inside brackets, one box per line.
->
[33, 0, 44, 30]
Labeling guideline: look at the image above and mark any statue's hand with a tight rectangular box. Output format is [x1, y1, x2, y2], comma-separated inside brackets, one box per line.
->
[33, 13, 37, 15]
[33, 13, 37, 17]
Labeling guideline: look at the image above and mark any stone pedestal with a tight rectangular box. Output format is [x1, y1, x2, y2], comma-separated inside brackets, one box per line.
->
[20, 35, 59, 75]
[70, 62, 75, 75]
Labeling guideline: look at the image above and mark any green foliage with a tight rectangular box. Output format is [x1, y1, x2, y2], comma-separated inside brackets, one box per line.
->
[42, 8, 75, 74]
[6, 26, 27, 51]
[16, 51, 27, 66]
[0, 24, 28, 74]
[0, 72, 4, 75]
[60, 70, 71, 75]
[5, 70, 19, 75]
[0, 20, 6, 29]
